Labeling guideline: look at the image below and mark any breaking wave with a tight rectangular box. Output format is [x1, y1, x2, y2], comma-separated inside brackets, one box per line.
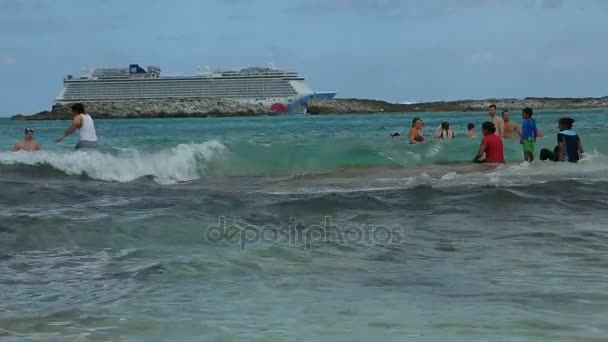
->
[0, 141, 229, 184]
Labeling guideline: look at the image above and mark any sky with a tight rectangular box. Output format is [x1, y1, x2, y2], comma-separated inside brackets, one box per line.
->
[1, 0, 608, 116]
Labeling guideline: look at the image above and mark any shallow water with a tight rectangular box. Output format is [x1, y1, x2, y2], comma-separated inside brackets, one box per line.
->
[1, 110, 608, 341]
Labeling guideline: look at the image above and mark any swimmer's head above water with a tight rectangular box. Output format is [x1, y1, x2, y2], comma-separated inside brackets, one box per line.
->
[411, 117, 424, 129]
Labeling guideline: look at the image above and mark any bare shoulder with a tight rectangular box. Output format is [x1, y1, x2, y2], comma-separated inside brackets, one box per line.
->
[73, 114, 84, 127]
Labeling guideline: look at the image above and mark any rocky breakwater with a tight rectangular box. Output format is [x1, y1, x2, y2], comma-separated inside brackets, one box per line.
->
[306, 96, 608, 114]
[11, 98, 274, 120]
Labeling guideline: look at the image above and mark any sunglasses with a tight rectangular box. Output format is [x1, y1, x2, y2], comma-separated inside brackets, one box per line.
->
[24, 129, 34, 134]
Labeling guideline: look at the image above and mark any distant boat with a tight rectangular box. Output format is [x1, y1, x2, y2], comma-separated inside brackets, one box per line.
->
[314, 91, 338, 100]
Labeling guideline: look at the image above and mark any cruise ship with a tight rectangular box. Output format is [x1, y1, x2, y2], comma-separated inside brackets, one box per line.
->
[55, 64, 320, 114]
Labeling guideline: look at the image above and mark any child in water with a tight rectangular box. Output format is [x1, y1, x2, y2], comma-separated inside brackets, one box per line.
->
[466, 123, 477, 137]
[520, 107, 538, 162]
[434, 121, 455, 139]
[473, 122, 505, 164]
[540, 117, 584, 163]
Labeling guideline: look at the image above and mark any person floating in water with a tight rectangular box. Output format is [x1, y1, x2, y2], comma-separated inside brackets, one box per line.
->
[55, 103, 98, 149]
[465, 123, 477, 137]
[473, 122, 505, 164]
[501, 109, 520, 139]
[13, 128, 41, 151]
[408, 117, 426, 144]
[488, 104, 504, 137]
[519, 107, 538, 162]
[540, 117, 584, 163]
[434, 121, 455, 139]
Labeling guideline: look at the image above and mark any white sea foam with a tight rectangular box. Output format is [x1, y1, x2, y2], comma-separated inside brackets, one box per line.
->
[258, 151, 608, 195]
[0, 141, 229, 184]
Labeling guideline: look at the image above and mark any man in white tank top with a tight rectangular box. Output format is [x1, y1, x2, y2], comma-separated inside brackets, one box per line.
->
[55, 103, 98, 149]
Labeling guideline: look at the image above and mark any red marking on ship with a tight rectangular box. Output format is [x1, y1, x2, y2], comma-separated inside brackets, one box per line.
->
[270, 102, 289, 113]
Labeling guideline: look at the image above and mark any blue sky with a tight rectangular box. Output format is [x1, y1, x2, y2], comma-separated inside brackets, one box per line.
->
[1, 0, 607, 116]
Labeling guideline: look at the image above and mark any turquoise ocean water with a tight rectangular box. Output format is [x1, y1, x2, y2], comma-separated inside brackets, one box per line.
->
[1, 110, 608, 341]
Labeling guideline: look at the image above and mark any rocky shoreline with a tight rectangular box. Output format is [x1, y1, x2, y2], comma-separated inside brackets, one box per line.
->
[10, 98, 276, 120]
[10, 96, 608, 120]
[306, 96, 608, 114]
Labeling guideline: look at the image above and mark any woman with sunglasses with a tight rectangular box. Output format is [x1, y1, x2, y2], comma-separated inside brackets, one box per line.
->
[408, 118, 426, 144]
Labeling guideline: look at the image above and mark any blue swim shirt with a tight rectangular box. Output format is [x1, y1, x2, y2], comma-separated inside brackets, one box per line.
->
[521, 118, 537, 140]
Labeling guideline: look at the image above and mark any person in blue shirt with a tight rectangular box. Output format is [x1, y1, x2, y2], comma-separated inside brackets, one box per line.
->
[519, 107, 538, 162]
[540, 117, 584, 163]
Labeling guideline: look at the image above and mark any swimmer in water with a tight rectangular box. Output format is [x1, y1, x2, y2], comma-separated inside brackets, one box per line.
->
[12, 128, 41, 152]
[434, 121, 455, 139]
[466, 123, 477, 137]
[408, 117, 425, 144]
[473, 122, 505, 164]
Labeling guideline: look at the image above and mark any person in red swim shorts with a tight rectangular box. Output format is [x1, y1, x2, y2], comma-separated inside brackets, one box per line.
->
[473, 122, 505, 164]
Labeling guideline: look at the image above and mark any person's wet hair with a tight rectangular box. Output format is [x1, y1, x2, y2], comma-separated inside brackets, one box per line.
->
[441, 121, 450, 129]
[71, 103, 85, 114]
[411, 117, 422, 127]
[489, 104, 497, 109]
[482, 121, 496, 134]
[523, 107, 533, 117]
[467, 123, 475, 131]
[559, 117, 575, 130]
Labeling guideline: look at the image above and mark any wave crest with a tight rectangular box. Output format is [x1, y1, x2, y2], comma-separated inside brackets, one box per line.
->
[0, 141, 229, 184]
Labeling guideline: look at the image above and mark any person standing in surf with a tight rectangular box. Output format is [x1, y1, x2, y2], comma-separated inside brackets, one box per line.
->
[55, 103, 98, 149]
[408, 118, 426, 144]
[473, 122, 505, 164]
[519, 107, 538, 162]
[488, 104, 504, 137]
[501, 110, 520, 139]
